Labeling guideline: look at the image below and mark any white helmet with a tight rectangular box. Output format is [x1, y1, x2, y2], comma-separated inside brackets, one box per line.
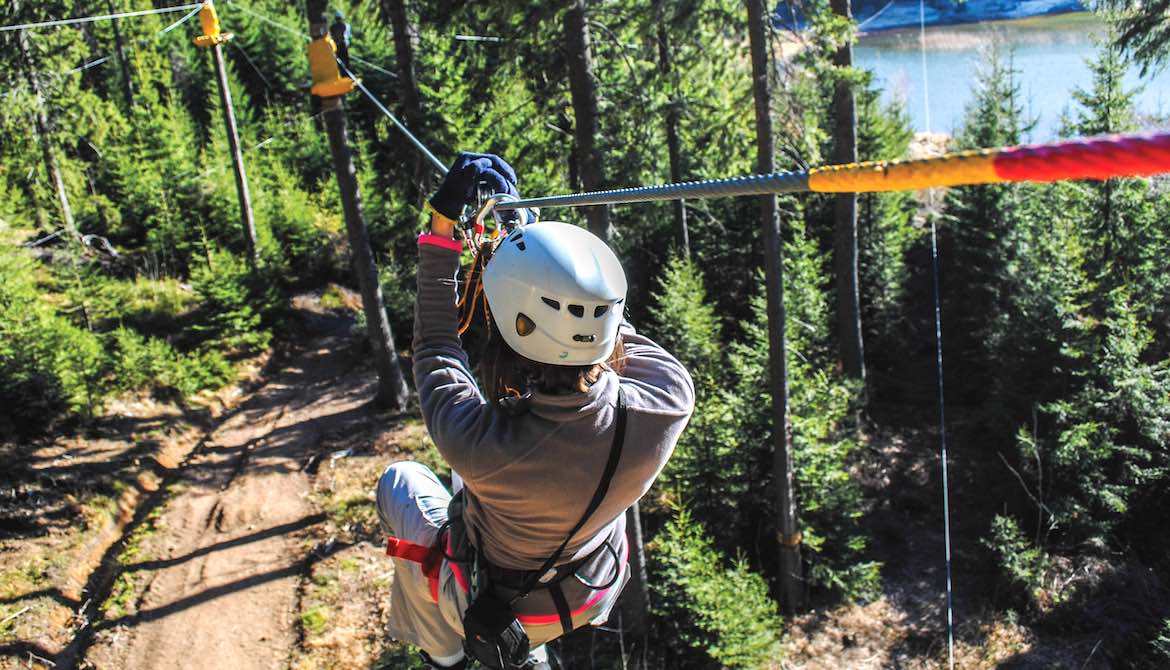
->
[482, 221, 627, 366]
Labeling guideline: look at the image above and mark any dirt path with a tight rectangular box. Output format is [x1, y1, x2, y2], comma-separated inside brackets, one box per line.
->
[85, 336, 381, 670]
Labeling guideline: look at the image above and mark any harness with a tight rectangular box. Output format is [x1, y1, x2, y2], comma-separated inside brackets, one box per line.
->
[385, 388, 628, 638]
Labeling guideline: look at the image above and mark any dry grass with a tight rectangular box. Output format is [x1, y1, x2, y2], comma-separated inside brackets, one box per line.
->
[292, 418, 445, 670]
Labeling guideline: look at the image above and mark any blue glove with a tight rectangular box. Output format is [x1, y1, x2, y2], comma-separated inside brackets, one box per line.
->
[429, 152, 519, 221]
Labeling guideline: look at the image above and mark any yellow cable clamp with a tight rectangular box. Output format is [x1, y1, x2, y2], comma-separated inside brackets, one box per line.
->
[192, 0, 232, 48]
[308, 34, 356, 98]
[779, 530, 803, 547]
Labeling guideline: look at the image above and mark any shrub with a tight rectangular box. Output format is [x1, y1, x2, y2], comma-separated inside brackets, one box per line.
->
[0, 241, 109, 427]
[649, 508, 784, 669]
[984, 514, 1050, 610]
[110, 327, 234, 398]
[191, 251, 279, 353]
[1153, 619, 1170, 664]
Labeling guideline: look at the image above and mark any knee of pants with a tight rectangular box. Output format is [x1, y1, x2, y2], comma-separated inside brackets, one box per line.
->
[375, 461, 450, 540]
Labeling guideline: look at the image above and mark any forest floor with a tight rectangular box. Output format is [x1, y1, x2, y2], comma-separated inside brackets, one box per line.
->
[0, 289, 1100, 670]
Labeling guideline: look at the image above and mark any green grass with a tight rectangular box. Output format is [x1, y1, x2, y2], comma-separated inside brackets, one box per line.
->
[318, 284, 354, 312]
[300, 605, 329, 635]
[372, 643, 429, 669]
[0, 558, 48, 602]
[98, 487, 170, 620]
[327, 496, 377, 533]
[101, 572, 138, 619]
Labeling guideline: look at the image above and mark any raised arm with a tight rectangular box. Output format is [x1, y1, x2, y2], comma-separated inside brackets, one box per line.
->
[412, 153, 521, 475]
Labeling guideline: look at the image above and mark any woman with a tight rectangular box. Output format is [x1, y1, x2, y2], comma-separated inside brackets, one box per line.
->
[376, 153, 694, 669]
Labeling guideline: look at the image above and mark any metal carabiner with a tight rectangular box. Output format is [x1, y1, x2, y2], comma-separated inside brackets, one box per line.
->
[471, 190, 532, 238]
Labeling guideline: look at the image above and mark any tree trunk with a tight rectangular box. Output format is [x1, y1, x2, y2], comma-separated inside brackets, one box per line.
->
[620, 503, 651, 638]
[657, 25, 689, 257]
[16, 19, 76, 238]
[382, 0, 431, 201]
[830, 0, 866, 383]
[308, 1, 411, 412]
[746, 0, 804, 615]
[564, 0, 612, 242]
[108, 0, 134, 109]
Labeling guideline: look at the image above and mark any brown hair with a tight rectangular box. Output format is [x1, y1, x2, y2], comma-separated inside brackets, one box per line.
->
[479, 313, 626, 403]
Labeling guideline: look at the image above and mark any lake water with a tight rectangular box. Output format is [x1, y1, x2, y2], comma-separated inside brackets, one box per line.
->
[854, 12, 1170, 140]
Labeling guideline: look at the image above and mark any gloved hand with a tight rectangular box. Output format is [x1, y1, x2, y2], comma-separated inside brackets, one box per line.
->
[429, 152, 519, 221]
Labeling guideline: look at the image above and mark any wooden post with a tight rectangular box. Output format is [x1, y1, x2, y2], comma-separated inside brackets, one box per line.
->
[15, 12, 77, 238]
[746, 0, 804, 614]
[108, 0, 135, 109]
[210, 42, 259, 268]
[830, 0, 866, 384]
[657, 25, 689, 258]
[307, 2, 411, 412]
[564, 0, 612, 242]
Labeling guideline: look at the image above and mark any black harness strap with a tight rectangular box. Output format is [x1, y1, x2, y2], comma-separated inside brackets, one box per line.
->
[507, 387, 628, 608]
[548, 583, 574, 635]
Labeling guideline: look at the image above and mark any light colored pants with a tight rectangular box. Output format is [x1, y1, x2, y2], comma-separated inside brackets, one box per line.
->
[375, 461, 467, 658]
[375, 461, 627, 659]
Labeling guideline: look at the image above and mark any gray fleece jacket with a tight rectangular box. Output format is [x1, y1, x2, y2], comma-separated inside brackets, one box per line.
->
[413, 242, 695, 580]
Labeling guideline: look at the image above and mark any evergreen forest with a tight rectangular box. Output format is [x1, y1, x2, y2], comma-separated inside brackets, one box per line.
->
[1, 0, 1169, 668]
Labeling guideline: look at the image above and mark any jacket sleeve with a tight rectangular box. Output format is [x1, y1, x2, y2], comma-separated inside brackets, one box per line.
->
[412, 242, 491, 477]
[616, 321, 696, 419]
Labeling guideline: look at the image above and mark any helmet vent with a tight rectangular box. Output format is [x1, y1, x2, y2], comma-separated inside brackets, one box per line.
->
[594, 305, 608, 318]
[541, 297, 560, 311]
[568, 304, 585, 318]
[515, 313, 535, 337]
[516, 242, 526, 251]
[573, 334, 596, 343]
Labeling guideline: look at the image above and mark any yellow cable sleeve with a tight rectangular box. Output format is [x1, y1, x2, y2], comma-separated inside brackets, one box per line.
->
[807, 149, 1002, 193]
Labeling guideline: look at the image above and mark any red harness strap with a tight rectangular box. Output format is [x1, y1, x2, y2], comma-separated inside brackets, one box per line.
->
[385, 536, 444, 602]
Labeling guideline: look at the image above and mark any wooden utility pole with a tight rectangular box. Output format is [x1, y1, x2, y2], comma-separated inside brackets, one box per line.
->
[564, 0, 612, 242]
[746, 0, 804, 614]
[306, 1, 411, 412]
[657, 25, 689, 257]
[830, 0, 866, 383]
[211, 43, 259, 267]
[16, 19, 77, 237]
[193, 0, 259, 268]
[108, 0, 135, 109]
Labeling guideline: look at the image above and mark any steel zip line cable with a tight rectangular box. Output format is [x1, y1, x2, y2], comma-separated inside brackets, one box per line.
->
[918, 1, 954, 665]
[337, 60, 449, 175]
[0, 3, 202, 32]
[492, 132, 1170, 211]
[52, 5, 199, 78]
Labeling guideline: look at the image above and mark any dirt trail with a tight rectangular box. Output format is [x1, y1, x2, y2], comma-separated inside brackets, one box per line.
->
[85, 336, 381, 670]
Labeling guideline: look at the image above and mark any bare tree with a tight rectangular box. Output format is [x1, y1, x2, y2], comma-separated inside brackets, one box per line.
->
[746, 0, 804, 614]
[564, 0, 612, 242]
[381, 0, 432, 202]
[15, 2, 76, 238]
[830, 0, 866, 384]
[657, 25, 689, 257]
